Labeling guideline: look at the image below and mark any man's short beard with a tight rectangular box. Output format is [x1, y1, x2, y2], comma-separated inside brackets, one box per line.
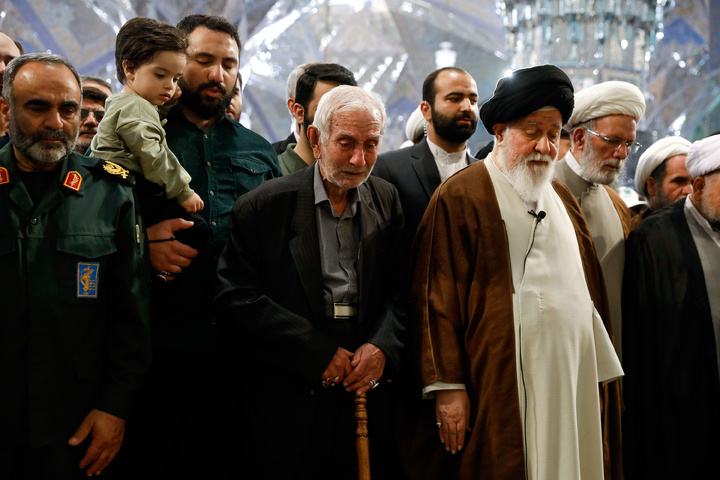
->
[651, 186, 676, 211]
[178, 79, 232, 120]
[431, 108, 477, 144]
[578, 139, 624, 185]
[9, 114, 76, 166]
[496, 146, 555, 204]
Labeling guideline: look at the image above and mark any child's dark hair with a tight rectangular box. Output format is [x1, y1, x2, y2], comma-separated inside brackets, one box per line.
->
[115, 17, 188, 85]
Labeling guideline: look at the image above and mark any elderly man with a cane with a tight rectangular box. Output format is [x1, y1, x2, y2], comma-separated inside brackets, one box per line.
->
[215, 85, 407, 480]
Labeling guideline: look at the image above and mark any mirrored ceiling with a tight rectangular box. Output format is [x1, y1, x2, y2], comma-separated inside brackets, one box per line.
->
[0, 0, 716, 159]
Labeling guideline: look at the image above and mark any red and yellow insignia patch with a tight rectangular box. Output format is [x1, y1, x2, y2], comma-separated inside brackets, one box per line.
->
[63, 171, 82, 191]
[0, 166, 8, 185]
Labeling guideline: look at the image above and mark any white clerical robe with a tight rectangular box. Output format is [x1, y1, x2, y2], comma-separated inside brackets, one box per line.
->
[486, 157, 624, 480]
[555, 153, 626, 361]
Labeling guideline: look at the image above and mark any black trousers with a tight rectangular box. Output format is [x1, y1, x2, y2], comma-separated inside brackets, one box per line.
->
[217, 316, 406, 480]
[0, 438, 106, 480]
[109, 348, 231, 480]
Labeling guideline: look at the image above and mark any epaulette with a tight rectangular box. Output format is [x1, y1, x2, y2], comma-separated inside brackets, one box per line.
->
[89, 159, 136, 186]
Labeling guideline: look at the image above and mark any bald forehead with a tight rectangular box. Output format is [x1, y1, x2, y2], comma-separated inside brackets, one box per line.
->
[437, 69, 474, 83]
[14, 62, 81, 101]
[435, 69, 477, 92]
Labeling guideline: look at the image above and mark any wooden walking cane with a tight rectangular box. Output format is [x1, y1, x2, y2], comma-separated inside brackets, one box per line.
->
[355, 392, 371, 480]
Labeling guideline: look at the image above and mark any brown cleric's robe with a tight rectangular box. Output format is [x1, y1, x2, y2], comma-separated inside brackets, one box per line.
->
[410, 160, 622, 480]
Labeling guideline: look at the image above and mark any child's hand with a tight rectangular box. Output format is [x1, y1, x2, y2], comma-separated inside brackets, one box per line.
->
[181, 193, 204, 213]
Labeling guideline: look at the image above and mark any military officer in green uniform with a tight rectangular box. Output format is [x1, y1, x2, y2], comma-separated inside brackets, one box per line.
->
[0, 53, 151, 478]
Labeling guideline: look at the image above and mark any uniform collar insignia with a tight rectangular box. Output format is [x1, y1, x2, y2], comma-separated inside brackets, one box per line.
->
[102, 161, 129, 179]
[0, 166, 8, 185]
[63, 170, 83, 191]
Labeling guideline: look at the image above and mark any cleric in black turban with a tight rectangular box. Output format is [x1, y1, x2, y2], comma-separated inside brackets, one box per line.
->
[479, 64, 574, 134]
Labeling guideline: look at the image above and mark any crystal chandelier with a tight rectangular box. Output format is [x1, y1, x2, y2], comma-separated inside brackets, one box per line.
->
[495, 0, 669, 89]
[435, 41, 458, 69]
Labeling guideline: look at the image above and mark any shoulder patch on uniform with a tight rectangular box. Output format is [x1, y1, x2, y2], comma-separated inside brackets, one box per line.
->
[63, 171, 83, 191]
[91, 159, 136, 186]
[102, 161, 130, 178]
[0, 166, 8, 185]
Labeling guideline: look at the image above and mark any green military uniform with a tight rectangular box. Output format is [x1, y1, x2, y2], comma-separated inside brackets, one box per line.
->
[0, 144, 151, 451]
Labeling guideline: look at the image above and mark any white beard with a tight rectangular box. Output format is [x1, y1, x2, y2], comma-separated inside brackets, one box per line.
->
[496, 150, 555, 204]
[578, 140, 624, 185]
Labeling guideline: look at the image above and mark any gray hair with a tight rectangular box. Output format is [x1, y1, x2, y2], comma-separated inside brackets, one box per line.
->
[3, 53, 81, 105]
[286, 63, 310, 99]
[313, 85, 386, 147]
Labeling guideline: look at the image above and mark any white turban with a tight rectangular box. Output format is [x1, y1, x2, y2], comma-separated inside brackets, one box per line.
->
[565, 81, 646, 131]
[686, 135, 720, 179]
[405, 106, 427, 142]
[634, 136, 691, 195]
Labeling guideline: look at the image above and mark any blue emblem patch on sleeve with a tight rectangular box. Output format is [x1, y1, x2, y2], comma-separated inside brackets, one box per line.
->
[77, 262, 100, 298]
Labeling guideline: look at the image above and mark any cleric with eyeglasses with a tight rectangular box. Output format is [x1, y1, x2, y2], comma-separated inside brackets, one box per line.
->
[554, 79, 647, 365]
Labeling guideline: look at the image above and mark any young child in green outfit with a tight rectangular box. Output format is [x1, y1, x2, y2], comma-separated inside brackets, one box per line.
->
[92, 17, 208, 248]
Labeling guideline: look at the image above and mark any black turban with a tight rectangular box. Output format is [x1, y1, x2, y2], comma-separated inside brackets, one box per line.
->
[479, 65, 574, 134]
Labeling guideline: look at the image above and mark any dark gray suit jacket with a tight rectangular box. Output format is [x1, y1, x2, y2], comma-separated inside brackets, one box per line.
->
[214, 165, 407, 476]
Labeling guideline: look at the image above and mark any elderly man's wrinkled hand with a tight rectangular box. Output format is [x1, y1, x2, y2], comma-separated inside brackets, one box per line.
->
[435, 389, 471, 454]
[343, 343, 386, 395]
[320, 347, 353, 387]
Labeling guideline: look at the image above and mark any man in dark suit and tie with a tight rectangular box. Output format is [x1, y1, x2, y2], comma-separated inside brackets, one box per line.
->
[373, 67, 479, 248]
[215, 85, 406, 480]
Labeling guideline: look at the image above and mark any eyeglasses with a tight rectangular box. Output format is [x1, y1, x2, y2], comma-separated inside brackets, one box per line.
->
[584, 127, 641, 153]
[80, 109, 105, 122]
